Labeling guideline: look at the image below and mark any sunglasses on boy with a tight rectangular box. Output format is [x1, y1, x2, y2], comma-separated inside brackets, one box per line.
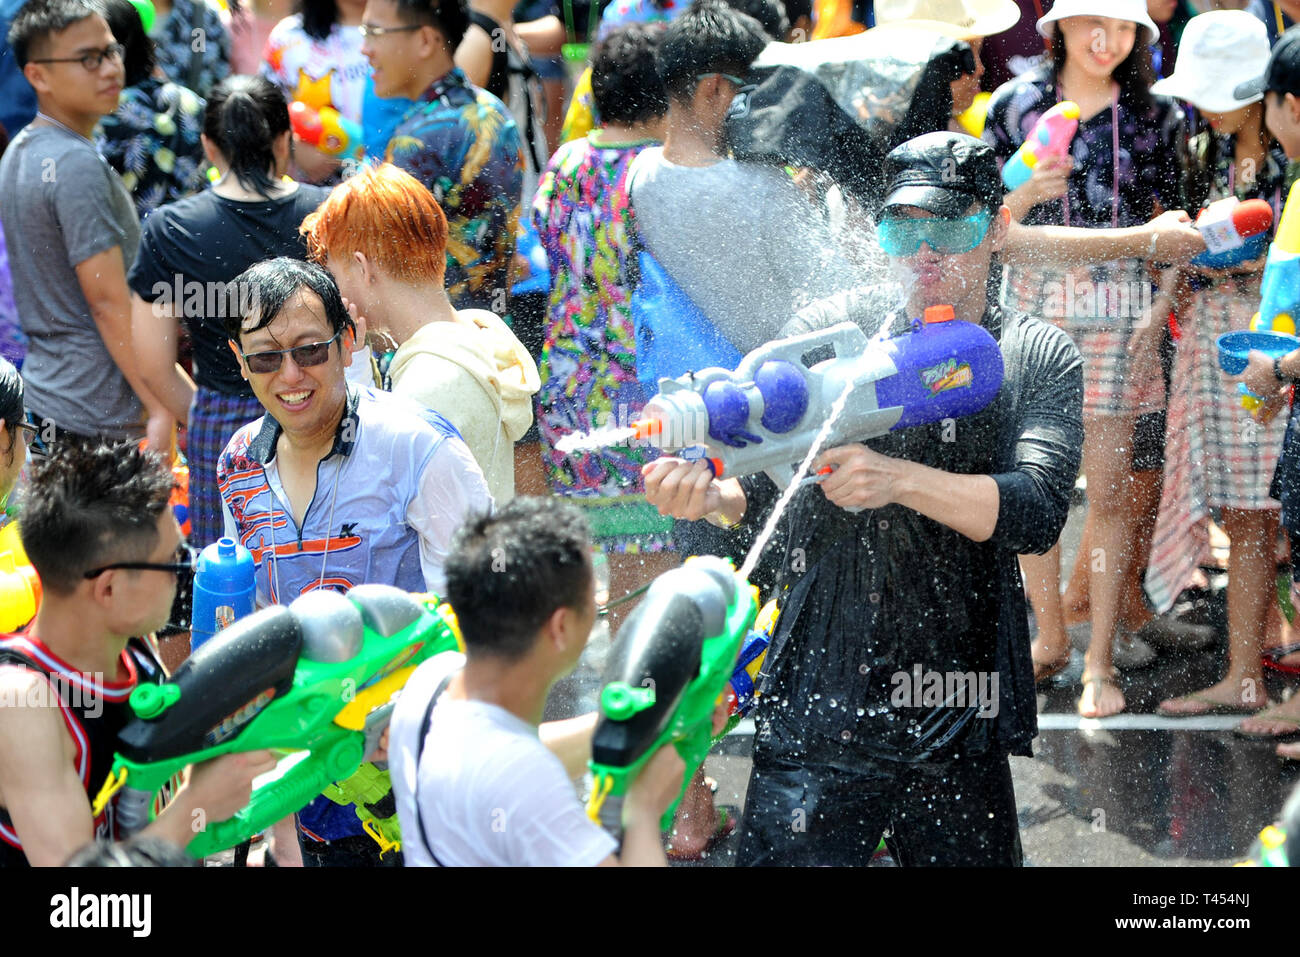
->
[239, 330, 343, 374]
[83, 543, 199, 580]
[877, 210, 994, 257]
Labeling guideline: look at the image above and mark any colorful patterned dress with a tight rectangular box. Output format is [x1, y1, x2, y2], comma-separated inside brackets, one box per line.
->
[386, 69, 524, 313]
[532, 133, 672, 551]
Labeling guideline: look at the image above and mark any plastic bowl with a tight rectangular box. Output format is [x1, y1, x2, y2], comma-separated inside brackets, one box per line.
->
[1217, 330, 1300, 375]
[1191, 232, 1268, 271]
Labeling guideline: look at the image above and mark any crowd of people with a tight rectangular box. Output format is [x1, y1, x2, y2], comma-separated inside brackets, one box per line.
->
[0, 0, 1297, 868]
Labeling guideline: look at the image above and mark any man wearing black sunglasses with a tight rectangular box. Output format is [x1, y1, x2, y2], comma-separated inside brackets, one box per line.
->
[645, 132, 1085, 866]
[217, 257, 492, 866]
[0, 442, 275, 867]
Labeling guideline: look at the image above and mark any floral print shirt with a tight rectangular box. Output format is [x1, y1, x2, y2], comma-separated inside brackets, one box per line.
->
[532, 134, 658, 498]
[386, 68, 523, 312]
[984, 65, 1185, 228]
[151, 0, 230, 97]
[96, 78, 208, 220]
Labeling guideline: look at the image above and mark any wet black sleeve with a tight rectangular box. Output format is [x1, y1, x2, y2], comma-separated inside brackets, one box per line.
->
[738, 472, 780, 527]
[987, 317, 1084, 555]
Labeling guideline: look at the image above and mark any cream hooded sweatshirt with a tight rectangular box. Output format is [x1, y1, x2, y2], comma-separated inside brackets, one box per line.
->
[387, 309, 540, 503]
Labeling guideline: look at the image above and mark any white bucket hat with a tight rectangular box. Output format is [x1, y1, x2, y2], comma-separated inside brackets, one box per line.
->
[874, 0, 1021, 39]
[1149, 10, 1270, 113]
[1036, 0, 1160, 45]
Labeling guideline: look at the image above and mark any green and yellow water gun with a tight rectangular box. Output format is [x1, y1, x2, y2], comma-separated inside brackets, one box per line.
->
[587, 555, 759, 833]
[92, 585, 462, 859]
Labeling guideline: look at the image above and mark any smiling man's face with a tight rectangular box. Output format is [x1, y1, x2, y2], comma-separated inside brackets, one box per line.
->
[232, 289, 352, 442]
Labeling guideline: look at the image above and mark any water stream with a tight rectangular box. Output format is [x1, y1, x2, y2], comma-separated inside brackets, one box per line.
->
[737, 370, 860, 581]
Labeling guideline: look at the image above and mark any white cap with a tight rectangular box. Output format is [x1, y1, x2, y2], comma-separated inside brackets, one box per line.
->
[1036, 0, 1160, 45]
[1150, 10, 1270, 113]
[874, 0, 1021, 39]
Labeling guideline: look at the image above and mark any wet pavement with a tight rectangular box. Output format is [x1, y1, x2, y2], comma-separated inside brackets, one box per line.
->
[555, 494, 1300, 867]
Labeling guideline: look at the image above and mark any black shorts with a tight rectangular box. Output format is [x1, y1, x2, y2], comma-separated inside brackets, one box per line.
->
[1131, 410, 1166, 473]
[736, 712, 1023, 866]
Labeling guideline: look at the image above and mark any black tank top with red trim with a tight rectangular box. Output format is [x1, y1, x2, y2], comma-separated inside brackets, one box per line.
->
[0, 630, 167, 867]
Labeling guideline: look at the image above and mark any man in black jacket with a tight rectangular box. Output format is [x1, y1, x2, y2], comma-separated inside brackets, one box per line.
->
[643, 131, 1084, 865]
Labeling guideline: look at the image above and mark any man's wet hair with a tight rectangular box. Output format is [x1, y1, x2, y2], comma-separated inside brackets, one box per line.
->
[591, 24, 668, 126]
[724, 0, 788, 41]
[394, 0, 470, 53]
[225, 257, 355, 345]
[443, 497, 592, 662]
[19, 442, 173, 595]
[657, 0, 768, 104]
[65, 837, 197, 867]
[8, 0, 106, 68]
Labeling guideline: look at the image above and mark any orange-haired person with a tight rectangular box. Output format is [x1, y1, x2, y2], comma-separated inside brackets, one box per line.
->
[302, 163, 539, 503]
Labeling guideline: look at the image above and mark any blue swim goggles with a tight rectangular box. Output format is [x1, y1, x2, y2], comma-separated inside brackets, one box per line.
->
[877, 210, 994, 256]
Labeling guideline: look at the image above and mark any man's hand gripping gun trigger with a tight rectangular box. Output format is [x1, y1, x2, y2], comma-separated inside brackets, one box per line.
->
[586, 556, 761, 833]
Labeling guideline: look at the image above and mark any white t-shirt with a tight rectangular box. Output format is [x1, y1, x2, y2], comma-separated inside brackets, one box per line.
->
[391, 653, 618, 867]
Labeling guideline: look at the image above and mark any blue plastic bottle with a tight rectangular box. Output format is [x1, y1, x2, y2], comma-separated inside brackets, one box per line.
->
[190, 537, 255, 651]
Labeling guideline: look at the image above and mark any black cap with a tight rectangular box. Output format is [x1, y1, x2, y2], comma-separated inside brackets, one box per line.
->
[1236, 25, 1300, 100]
[880, 131, 1004, 219]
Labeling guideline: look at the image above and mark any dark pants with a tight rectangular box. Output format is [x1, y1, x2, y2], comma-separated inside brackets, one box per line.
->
[737, 715, 1023, 867]
[298, 832, 403, 868]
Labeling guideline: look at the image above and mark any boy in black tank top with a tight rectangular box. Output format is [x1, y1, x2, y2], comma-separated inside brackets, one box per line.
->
[0, 444, 274, 866]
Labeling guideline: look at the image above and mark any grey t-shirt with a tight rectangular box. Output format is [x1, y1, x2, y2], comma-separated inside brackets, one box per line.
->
[0, 124, 143, 439]
[629, 149, 856, 353]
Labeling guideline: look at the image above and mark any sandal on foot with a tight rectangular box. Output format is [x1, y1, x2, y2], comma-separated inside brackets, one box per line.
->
[1263, 642, 1300, 676]
[1077, 670, 1125, 719]
[1234, 706, 1300, 741]
[1156, 692, 1263, 717]
[666, 804, 739, 862]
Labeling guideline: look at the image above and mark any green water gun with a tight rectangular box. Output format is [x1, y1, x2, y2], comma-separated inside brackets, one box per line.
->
[92, 585, 462, 859]
[587, 555, 759, 833]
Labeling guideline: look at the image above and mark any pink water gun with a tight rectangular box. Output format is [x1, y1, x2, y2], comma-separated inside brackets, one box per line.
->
[1001, 101, 1080, 191]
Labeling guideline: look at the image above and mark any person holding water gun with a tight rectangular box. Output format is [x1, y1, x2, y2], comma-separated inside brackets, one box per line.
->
[389, 497, 687, 866]
[984, 0, 1186, 719]
[1227, 26, 1300, 758]
[0, 442, 274, 867]
[645, 132, 1084, 866]
[215, 257, 492, 866]
[1142, 11, 1291, 720]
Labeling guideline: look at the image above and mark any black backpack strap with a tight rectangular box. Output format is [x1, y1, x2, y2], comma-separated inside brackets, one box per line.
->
[468, 10, 510, 101]
[186, 0, 205, 91]
[412, 669, 458, 866]
[623, 153, 648, 287]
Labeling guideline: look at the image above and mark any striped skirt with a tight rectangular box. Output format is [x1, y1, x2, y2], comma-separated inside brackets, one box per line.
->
[1002, 257, 1165, 419]
[1145, 277, 1286, 611]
